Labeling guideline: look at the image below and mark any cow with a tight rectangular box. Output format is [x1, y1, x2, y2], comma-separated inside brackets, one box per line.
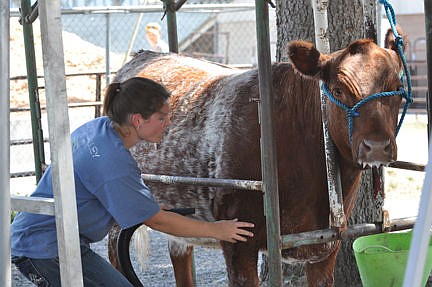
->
[107, 28, 409, 286]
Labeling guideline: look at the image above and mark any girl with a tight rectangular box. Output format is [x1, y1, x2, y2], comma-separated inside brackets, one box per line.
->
[11, 77, 254, 286]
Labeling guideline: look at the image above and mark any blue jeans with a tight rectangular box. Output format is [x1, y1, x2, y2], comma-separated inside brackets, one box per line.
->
[13, 245, 133, 287]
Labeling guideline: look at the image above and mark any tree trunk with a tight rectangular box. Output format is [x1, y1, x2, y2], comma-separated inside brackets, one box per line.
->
[277, 0, 366, 59]
[259, 1, 381, 286]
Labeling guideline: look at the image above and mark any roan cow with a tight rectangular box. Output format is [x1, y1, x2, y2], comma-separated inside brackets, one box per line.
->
[108, 29, 409, 286]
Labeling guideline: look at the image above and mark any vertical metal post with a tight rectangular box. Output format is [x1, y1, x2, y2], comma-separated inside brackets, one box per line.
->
[165, 0, 179, 53]
[0, 1, 11, 286]
[403, 2, 432, 286]
[105, 13, 111, 85]
[255, 1, 282, 286]
[311, 0, 346, 228]
[20, 0, 46, 182]
[95, 74, 102, 118]
[425, 0, 432, 141]
[403, 136, 432, 287]
[38, 1, 83, 286]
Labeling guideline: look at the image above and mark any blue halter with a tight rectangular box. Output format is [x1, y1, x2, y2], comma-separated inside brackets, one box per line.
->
[322, 0, 413, 143]
[322, 83, 412, 143]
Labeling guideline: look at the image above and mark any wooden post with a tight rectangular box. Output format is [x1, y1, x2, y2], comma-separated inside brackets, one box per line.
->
[38, 1, 84, 286]
[256, 0, 282, 286]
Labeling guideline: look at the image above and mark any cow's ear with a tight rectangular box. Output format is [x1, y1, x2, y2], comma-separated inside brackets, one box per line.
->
[288, 40, 330, 78]
[384, 25, 407, 52]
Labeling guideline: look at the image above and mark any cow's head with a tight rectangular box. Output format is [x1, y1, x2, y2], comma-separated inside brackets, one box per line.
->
[288, 28, 408, 169]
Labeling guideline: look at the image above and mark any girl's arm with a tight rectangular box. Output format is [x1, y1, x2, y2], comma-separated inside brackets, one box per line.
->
[144, 210, 254, 243]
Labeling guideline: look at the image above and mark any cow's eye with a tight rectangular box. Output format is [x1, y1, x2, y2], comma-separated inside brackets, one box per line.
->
[332, 88, 342, 98]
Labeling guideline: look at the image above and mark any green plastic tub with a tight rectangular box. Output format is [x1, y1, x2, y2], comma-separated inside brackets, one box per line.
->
[353, 231, 432, 287]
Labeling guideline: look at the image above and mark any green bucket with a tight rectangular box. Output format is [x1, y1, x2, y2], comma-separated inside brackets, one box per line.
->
[353, 231, 432, 287]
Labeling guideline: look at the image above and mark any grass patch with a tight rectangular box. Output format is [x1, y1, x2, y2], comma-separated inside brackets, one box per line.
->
[10, 210, 17, 223]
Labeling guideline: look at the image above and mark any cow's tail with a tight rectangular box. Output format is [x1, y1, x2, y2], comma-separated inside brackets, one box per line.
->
[132, 224, 150, 270]
[116, 223, 149, 287]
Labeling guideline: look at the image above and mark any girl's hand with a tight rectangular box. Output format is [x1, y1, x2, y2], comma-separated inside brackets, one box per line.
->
[145, 211, 254, 243]
[213, 219, 254, 243]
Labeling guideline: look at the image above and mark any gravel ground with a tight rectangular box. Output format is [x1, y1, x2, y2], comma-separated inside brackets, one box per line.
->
[112, 228, 231, 286]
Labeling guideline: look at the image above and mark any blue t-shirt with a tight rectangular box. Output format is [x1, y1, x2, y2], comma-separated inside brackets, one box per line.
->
[11, 117, 160, 259]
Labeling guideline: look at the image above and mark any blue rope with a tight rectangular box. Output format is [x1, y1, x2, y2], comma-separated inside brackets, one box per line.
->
[320, 0, 413, 143]
[379, 0, 413, 101]
[322, 84, 411, 143]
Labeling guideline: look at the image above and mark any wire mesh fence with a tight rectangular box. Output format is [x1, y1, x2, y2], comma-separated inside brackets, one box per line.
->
[56, 4, 277, 69]
[9, 3, 276, 187]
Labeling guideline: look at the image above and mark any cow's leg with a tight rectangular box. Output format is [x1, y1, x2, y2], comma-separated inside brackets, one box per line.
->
[305, 245, 339, 287]
[107, 223, 122, 270]
[168, 241, 194, 287]
[221, 242, 259, 287]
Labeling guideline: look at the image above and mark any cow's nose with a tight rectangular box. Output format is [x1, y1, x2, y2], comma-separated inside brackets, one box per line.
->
[358, 138, 394, 165]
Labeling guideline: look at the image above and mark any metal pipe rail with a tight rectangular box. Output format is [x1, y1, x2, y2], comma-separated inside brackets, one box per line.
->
[11, 138, 48, 146]
[389, 160, 426, 172]
[10, 71, 108, 80]
[282, 217, 416, 249]
[9, 3, 255, 17]
[11, 101, 103, 112]
[142, 174, 262, 191]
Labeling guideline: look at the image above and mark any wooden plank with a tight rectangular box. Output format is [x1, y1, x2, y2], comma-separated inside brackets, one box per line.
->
[38, 1, 84, 286]
[11, 196, 55, 216]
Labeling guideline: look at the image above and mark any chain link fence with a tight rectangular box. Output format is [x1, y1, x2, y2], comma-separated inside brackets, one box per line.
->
[58, 4, 277, 70]
[9, 3, 276, 192]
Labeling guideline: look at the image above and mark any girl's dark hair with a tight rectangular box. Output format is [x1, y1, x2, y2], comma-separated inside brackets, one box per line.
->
[103, 77, 170, 125]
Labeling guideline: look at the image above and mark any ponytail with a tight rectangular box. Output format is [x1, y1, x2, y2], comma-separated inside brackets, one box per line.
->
[103, 82, 121, 119]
